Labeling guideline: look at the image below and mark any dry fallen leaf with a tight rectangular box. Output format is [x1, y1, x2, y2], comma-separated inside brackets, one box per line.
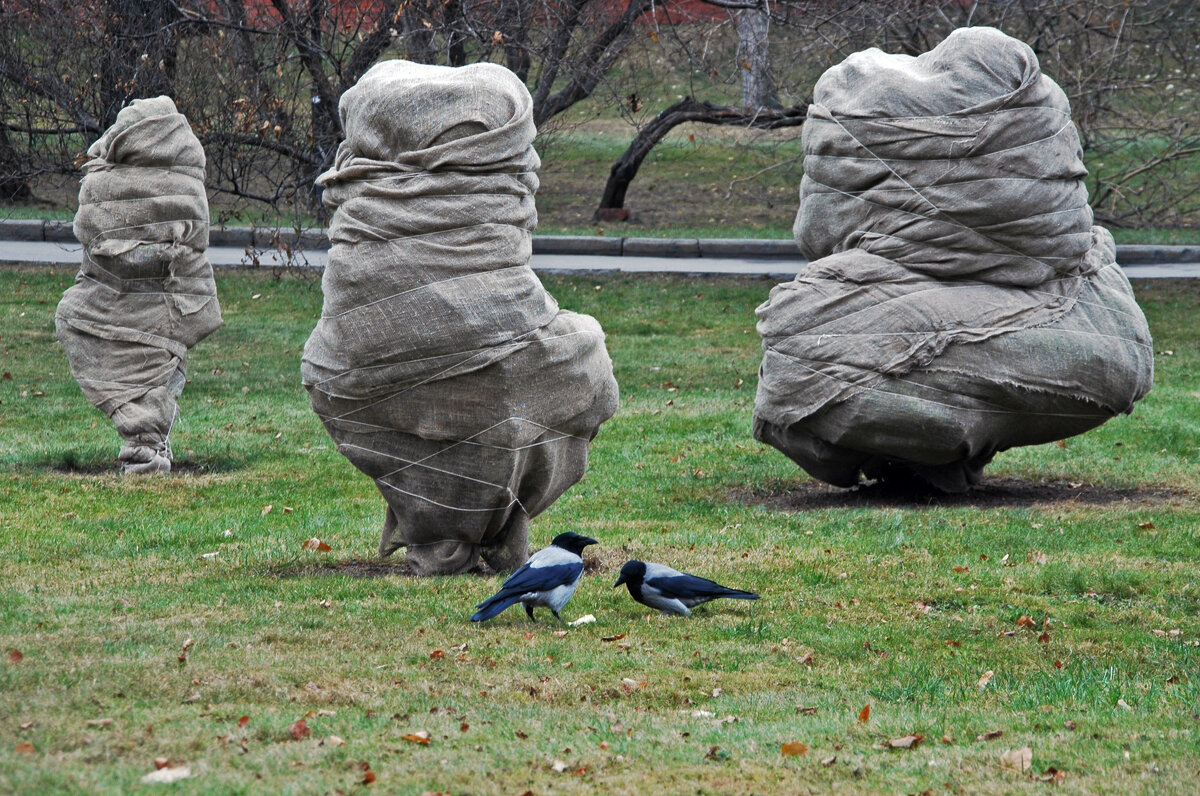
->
[328, 735, 345, 746]
[1000, 745, 1032, 772]
[429, 649, 445, 660]
[858, 704, 871, 723]
[361, 762, 376, 784]
[1038, 767, 1067, 785]
[140, 766, 191, 784]
[87, 718, 113, 727]
[402, 731, 431, 745]
[237, 716, 250, 730]
[977, 729, 1004, 741]
[1116, 698, 1132, 711]
[796, 652, 813, 666]
[301, 537, 332, 552]
[601, 634, 626, 643]
[1017, 615, 1036, 628]
[261, 504, 273, 515]
[288, 717, 311, 740]
[153, 757, 170, 770]
[888, 734, 923, 749]
[796, 705, 818, 715]
[1137, 521, 1155, 530]
[977, 670, 995, 690]
[952, 565, 970, 573]
[821, 754, 837, 767]
[1038, 632, 1051, 644]
[8, 650, 23, 663]
[567, 614, 595, 627]
[15, 742, 35, 754]
[781, 741, 808, 757]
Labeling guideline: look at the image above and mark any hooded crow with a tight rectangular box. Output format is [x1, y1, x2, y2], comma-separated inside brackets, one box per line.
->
[613, 560, 760, 616]
[471, 532, 598, 622]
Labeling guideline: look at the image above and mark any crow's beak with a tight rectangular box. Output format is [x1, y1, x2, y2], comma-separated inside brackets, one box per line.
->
[581, 536, 599, 547]
[613, 574, 626, 588]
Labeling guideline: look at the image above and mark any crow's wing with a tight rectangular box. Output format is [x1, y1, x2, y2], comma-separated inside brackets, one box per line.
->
[496, 560, 582, 597]
[649, 571, 748, 600]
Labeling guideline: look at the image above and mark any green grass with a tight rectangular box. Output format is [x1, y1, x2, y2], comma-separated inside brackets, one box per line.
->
[0, 267, 1198, 794]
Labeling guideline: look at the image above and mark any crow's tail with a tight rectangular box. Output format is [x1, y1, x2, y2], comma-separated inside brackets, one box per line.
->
[471, 592, 520, 622]
[720, 589, 760, 601]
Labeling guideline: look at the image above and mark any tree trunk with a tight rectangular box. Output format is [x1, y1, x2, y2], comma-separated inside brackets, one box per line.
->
[445, 0, 468, 67]
[0, 127, 32, 203]
[735, 5, 780, 110]
[401, 0, 437, 64]
[596, 98, 807, 218]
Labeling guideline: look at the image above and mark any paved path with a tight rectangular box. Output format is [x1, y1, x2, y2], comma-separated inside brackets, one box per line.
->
[3, 238, 1199, 279]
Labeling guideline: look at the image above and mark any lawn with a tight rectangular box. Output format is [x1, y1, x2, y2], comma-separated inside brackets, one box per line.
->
[0, 267, 1198, 794]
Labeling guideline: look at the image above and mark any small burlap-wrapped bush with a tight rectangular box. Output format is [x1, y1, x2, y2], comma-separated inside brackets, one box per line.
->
[302, 60, 619, 575]
[56, 96, 222, 474]
[754, 27, 1153, 492]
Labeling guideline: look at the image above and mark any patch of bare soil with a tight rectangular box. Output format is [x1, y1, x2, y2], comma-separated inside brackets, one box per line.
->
[734, 476, 1192, 512]
[38, 455, 244, 475]
[275, 559, 417, 579]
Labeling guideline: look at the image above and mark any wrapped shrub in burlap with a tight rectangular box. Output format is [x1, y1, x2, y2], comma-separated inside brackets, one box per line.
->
[754, 27, 1153, 492]
[56, 96, 222, 475]
[302, 60, 619, 575]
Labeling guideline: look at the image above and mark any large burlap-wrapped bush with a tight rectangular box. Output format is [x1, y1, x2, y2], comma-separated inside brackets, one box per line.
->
[56, 96, 222, 474]
[754, 27, 1153, 492]
[302, 60, 619, 575]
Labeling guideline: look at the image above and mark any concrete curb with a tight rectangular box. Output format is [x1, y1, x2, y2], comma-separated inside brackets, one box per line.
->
[1, 219, 1195, 264]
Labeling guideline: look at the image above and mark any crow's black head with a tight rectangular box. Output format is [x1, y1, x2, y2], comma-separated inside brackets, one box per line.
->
[613, 559, 646, 588]
[550, 532, 598, 556]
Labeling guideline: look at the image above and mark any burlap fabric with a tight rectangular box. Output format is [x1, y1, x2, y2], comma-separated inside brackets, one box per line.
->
[754, 28, 1153, 492]
[56, 97, 222, 474]
[302, 60, 619, 574]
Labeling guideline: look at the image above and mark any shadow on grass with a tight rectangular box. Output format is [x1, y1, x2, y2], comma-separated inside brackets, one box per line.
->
[18, 448, 253, 476]
[734, 476, 1191, 511]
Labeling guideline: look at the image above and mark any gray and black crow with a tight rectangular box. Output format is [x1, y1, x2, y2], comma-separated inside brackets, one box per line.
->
[471, 532, 598, 622]
[613, 560, 760, 616]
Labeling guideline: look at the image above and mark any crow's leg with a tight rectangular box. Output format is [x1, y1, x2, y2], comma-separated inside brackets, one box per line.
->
[525, 604, 536, 622]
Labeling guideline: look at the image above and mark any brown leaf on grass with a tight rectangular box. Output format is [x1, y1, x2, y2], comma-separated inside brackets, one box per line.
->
[19, 722, 34, 730]
[288, 717, 311, 740]
[1055, 440, 1067, 448]
[1137, 521, 1155, 530]
[1054, 660, 1064, 669]
[1038, 767, 1067, 785]
[361, 762, 376, 784]
[1017, 615, 1036, 628]
[402, 731, 431, 745]
[1063, 720, 1077, 730]
[460, 722, 469, 732]
[15, 742, 35, 754]
[514, 730, 529, 740]
[999, 745, 1032, 772]
[887, 734, 923, 749]
[8, 649, 23, 663]
[977, 670, 995, 690]
[301, 537, 332, 552]
[261, 504, 273, 516]
[601, 634, 626, 642]
[237, 716, 250, 729]
[327, 735, 345, 747]
[952, 565, 970, 573]
[796, 705, 818, 715]
[945, 640, 962, 648]
[781, 741, 808, 756]
[977, 729, 1004, 741]
[858, 704, 870, 723]
[153, 757, 170, 769]
[282, 506, 293, 514]
[1038, 633, 1051, 644]
[429, 649, 445, 660]
[821, 755, 837, 766]
[87, 718, 113, 727]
